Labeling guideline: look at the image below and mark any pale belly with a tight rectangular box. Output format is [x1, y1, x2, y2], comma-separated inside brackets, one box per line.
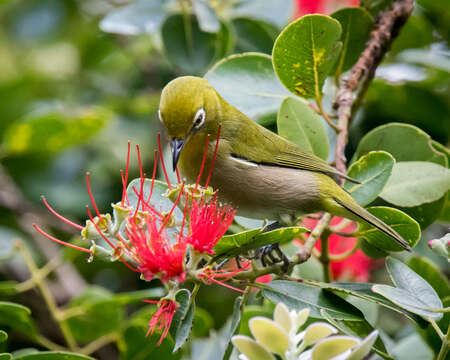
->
[195, 158, 322, 220]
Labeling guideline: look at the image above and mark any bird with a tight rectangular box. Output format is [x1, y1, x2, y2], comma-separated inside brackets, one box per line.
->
[158, 76, 411, 253]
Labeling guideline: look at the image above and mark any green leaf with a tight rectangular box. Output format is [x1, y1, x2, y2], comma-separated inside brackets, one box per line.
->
[170, 289, 194, 352]
[377, 256, 446, 322]
[249, 317, 289, 355]
[13, 352, 95, 360]
[205, 53, 290, 120]
[99, 0, 167, 35]
[0, 302, 36, 338]
[232, 18, 277, 54]
[344, 151, 395, 206]
[229, 0, 295, 28]
[320, 310, 392, 359]
[192, 307, 214, 337]
[391, 333, 434, 360]
[193, 0, 220, 33]
[331, 7, 373, 75]
[214, 226, 308, 258]
[407, 257, 450, 299]
[390, 16, 434, 55]
[357, 206, 421, 252]
[353, 123, 447, 166]
[3, 107, 112, 156]
[66, 287, 123, 343]
[0, 354, 11, 360]
[0, 330, 7, 343]
[379, 162, 450, 207]
[272, 14, 342, 99]
[316, 282, 427, 326]
[261, 280, 364, 320]
[277, 97, 329, 160]
[161, 14, 231, 74]
[0, 281, 18, 296]
[232, 335, 275, 360]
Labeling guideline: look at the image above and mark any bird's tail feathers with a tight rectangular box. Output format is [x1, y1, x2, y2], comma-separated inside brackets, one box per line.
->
[333, 197, 411, 251]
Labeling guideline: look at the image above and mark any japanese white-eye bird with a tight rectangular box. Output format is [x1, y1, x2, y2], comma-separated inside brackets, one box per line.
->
[158, 76, 410, 251]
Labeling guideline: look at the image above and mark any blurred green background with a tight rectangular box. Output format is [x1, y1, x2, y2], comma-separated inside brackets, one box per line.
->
[0, 0, 448, 359]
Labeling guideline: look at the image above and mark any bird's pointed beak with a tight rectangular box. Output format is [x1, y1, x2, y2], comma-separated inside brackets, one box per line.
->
[170, 138, 186, 171]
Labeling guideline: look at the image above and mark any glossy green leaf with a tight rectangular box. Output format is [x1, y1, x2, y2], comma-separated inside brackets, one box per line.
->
[379, 162, 450, 207]
[378, 257, 443, 319]
[205, 53, 290, 120]
[273, 14, 342, 98]
[229, 0, 295, 28]
[316, 282, 427, 326]
[407, 257, 450, 299]
[193, 0, 220, 33]
[357, 206, 420, 252]
[232, 18, 277, 54]
[261, 280, 364, 320]
[344, 151, 395, 206]
[66, 287, 123, 343]
[214, 226, 308, 258]
[99, 0, 167, 35]
[0, 330, 7, 343]
[232, 335, 275, 360]
[13, 352, 95, 360]
[359, 238, 389, 259]
[320, 310, 392, 359]
[0, 354, 11, 360]
[277, 97, 329, 160]
[162, 14, 231, 74]
[331, 7, 373, 75]
[0, 302, 36, 338]
[312, 336, 359, 360]
[170, 289, 194, 352]
[354, 123, 447, 166]
[3, 107, 112, 156]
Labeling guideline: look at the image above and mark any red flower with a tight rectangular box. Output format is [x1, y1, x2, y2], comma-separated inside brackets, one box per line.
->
[187, 198, 236, 254]
[303, 216, 373, 282]
[143, 299, 178, 345]
[295, 0, 359, 16]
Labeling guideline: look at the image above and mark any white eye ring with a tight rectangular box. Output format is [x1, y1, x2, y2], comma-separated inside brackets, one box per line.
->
[158, 109, 163, 123]
[193, 108, 205, 129]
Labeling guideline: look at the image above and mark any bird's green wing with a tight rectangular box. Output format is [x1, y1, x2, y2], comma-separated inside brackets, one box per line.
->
[229, 119, 357, 182]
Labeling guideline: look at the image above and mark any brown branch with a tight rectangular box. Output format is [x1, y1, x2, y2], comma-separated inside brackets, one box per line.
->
[0, 165, 86, 301]
[334, 0, 414, 175]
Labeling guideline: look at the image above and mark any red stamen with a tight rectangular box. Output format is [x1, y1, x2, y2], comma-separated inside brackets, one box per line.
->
[205, 125, 221, 188]
[147, 150, 158, 204]
[134, 144, 145, 215]
[86, 172, 102, 221]
[85, 205, 117, 250]
[33, 224, 91, 253]
[157, 134, 171, 190]
[196, 134, 211, 189]
[118, 257, 140, 272]
[199, 272, 245, 293]
[120, 170, 130, 206]
[132, 186, 162, 218]
[40, 196, 83, 230]
[121, 141, 131, 206]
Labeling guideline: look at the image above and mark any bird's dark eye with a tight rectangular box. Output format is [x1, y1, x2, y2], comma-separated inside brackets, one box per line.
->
[193, 108, 205, 129]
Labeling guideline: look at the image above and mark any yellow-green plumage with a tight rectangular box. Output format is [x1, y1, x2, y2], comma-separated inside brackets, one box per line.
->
[159, 76, 410, 250]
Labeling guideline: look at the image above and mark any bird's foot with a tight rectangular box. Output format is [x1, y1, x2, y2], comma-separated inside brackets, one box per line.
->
[258, 242, 290, 273]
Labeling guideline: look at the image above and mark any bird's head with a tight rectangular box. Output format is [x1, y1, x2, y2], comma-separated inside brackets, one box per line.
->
[158, 76, 223, 170]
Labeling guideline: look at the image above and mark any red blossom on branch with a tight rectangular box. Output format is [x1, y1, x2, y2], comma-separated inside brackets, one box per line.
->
[143, 299, 178, 345]
[295, 0, 359, 16]
[187, 198, 236, 254]
[303, 216, 374, 282]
